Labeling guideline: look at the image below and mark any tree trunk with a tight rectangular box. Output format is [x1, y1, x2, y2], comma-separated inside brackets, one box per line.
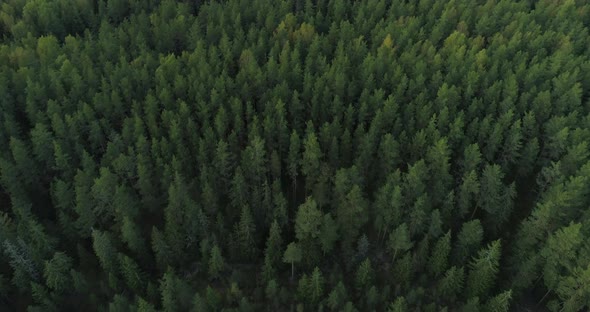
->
[292, 178, 297, 205]
[537, 288, 552, 306]
[470, 206, 479, 219]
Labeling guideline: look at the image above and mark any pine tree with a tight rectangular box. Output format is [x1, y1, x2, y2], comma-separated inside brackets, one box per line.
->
[288, 130, 301, 199]
[297, 273, 311, 302]
[234, 205, 257, 261]
[554, 264, 590, 312]
[163, 172, 196, 263]
[265, 279, 280, 308]
[91, 167, 117, 221]
[374, 179, 403, 241]
[265, 220, 283, 267]
[319, 213, 339, 255]
[388, 223, 413, 261]
[151, 227, 172, 270]
[283, 242, 302, 279]
[192, 293, 207, 312]
[454, 220, 484, 264]
[388, 297, 407, 312]
[137, 297, 157, 312]
[477, 164, 514, 230]
[540, 222, 585, 307]
[438, 266, 465, 302]
[426, 138, 452, 205]
[208, 244, 225, 280]
[121, 216, 146, 256]
[119, 253, 145, 293]
[429, 231, 451, 276]
[309, 267, 324, 303]
[230, 167, 249, 210]
[355, 258, 373, 292]
[43, 252, 72, 293]
[466, 240, 501, 300]
[295, 197, 322, 258]
[91, 229, 117, 273]
[261, 253, 276, 284]
[214, 139, 234, 191]
[160, 269, 179, 312]
[271, 180, 288, 226]
[301, 125, 322, 193]
[458, 171, 479, 217]
[327, 282, 348, 311]
[485, 290, 512, 312]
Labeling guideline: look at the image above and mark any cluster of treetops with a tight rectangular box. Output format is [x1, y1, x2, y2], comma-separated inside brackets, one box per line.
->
[0, 0, 590, 311]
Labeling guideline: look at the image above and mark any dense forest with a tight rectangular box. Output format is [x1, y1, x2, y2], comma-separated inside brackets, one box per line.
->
[0, 0, 590, 311]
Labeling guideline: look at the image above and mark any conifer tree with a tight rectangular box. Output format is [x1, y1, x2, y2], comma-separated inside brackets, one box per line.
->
[309, 267, 324, 303]
[283, 242, 302, 280]
[43, 252, 72, 294]
[429, 231, 451, 276]
[388, 223, 413, 261]
[208, 244, 225, 280]
[301, 126, 322, 193]
[466, 240, 501, 300]
[234, 205, 257, 261]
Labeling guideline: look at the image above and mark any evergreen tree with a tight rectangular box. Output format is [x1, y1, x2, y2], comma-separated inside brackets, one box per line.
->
[288, 130, 301, 199]
[388, 297, 408, 312]
[466, 240, 501, 300]
[301, 126, 322, 193]
[327, 282, 348, 311]
[438, 266, 465, 302]
[355, 258, 373, 292]
[91, 229, 117, 273]
[208, 244, 225, 280]
[388, 223, 413, 261]
[233, 205, 257, 261]
[454, 220, 484, 264]
[485, 290, 512, 312]
[429, 231, 451, 276]
[119, 253, 145, 293]
[283, 242, 302, 279]
[309, 267, 324, 303]
[265, 220, 283, 267]
[43, 252, 72, 294]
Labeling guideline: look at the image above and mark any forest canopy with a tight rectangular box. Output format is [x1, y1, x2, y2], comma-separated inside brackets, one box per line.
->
[1, 0, 590, 311]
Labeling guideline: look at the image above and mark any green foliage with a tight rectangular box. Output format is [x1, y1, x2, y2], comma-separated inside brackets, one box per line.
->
[295, 197, 322, 243]
[355, 258, 373, 292]
[309, 267, 324, 303]
[43, 252, 72, 293]
[388, 297, 408, 312]
[485, 290, 512, 312]
[0, 0, 589, 310]
[91, 229, 117, 273]
[208, 244, 225, 280]
[454, 219, 484, 263]
[265, 220, 283, 267]
[160, 268, 192, 312]
[319, 213, 339, 255]
[301, 126, 322, 192]
[388, 223, 413, 261]
[327, 281, 348, 311]
[283, 242, 302, 279]
[438, 266, 465, 302]
[466, 240, 502, 300]
[429, 231, 451, 276]
[119, 253, 145, 293]
[233, 205, 257, 261]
